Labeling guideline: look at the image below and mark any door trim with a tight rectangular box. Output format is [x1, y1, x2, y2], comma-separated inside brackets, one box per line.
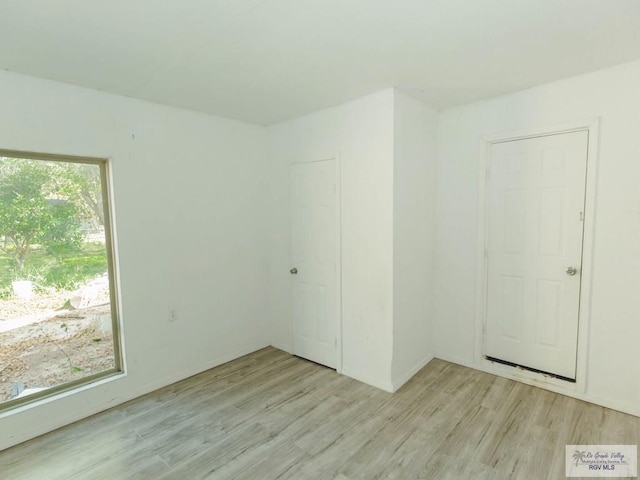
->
[290, 154, 343, 373]
[474, 118, 600, 395]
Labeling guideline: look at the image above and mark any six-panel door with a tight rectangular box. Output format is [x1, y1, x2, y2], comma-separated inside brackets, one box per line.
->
[290, 159, 338, 368]
[485, 131, 588, 380]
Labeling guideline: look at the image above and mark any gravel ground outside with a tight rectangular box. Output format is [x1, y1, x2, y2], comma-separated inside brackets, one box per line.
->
[0, 290, 115, 402]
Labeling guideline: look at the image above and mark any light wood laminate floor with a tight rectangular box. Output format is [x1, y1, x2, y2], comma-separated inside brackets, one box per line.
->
[1, 347, 639, 479]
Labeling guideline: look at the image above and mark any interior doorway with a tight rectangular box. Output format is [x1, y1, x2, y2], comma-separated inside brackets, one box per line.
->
[483, 131, 589, 381]
[290, 158, 340, 368]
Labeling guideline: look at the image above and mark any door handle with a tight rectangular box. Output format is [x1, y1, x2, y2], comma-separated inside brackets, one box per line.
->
[566, 266, 578, 276]
[290, 267, 298, 275]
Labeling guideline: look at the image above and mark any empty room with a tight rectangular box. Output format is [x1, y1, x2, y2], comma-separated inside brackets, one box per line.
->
[1, 1, 640, 479]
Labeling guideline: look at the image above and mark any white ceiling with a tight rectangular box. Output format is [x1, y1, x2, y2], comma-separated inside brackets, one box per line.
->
[2, 0, 640, 125]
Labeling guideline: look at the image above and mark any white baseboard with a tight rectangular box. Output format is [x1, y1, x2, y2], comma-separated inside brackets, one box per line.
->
[391, 354, 435, 392]
[341, 367, 395, 393]
[269, 342, 293, 354]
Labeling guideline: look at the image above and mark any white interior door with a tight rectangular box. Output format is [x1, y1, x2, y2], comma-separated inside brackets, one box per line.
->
[290, 159, 337, 368]
[485, 131, 588, 380]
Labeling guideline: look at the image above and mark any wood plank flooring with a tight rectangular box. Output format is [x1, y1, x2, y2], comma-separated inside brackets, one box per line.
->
[1, 347, 639, 479]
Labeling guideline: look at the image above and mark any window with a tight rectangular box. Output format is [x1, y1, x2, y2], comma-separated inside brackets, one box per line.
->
[0, 150, 122, 409]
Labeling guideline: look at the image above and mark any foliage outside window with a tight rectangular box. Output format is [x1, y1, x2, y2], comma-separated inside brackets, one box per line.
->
[0, 152, 121, 409]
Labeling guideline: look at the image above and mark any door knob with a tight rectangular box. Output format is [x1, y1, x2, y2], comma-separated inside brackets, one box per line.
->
[290, 267, 298, 274]
[566, 266, 578, 276]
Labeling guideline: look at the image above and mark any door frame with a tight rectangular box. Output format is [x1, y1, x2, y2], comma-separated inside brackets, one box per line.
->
[474, 118, 599, 395]
[290, 154, 343, 373]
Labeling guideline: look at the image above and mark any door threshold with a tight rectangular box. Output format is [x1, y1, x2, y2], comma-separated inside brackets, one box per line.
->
[293, 354, 336, 371]
[485, 356, 576, 383]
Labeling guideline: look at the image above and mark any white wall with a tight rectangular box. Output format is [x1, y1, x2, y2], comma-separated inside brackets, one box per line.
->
[267, 88, 439, 392]
[0, 70, 270, 450]
[391, 91, 438, 389]
[267, 89, 396, 390]
[11, 54, 638, 450]
[436, 60, 640, 415]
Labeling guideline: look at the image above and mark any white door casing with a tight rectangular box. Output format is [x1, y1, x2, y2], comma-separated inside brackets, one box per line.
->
[484, 131, 588, 380]
[290, 159, 338, 368]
